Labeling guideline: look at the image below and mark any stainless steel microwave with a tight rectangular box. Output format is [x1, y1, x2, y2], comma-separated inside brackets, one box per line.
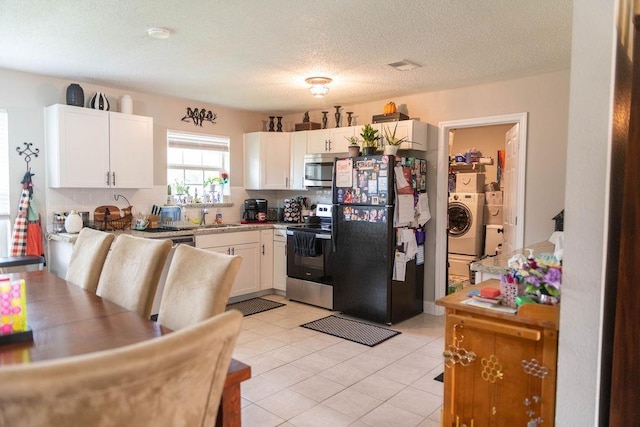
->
[303, 153, 335, 188]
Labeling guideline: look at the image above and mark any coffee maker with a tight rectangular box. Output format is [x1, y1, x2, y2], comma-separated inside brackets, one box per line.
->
[243, 199, 268, 222]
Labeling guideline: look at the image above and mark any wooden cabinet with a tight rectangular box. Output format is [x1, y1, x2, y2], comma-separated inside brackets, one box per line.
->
[273, 228, 287, 292]
[436, 280, 559, 427]
[260, 229, 274, 290]
[289, 131, 307, 190]
[45, 104, 153, 188]
[196, 231, 261, 297]
[244, 132, 291, 190]
[373, 119, 428, 151]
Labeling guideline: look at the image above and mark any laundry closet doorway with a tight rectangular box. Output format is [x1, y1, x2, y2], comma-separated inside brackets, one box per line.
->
[434, 113, 528, 314]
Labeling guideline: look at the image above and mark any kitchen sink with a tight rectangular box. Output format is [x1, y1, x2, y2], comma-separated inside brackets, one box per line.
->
[200, 223, 243, 229]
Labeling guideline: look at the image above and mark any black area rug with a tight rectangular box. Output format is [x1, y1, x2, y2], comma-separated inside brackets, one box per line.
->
[301, 315, 400, 347]
[226, 297, 285, 316]
[434, 372, 444, 383]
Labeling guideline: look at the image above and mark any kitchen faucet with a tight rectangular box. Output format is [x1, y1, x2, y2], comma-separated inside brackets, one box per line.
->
[200, 208, 208, 226]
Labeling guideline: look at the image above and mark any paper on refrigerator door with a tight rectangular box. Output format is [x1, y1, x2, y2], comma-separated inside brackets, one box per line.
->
[394, 194, 414, 226]
[418, 193, 431, 225]
[400, 228, 418, 260]
[393, 250, 407, 281]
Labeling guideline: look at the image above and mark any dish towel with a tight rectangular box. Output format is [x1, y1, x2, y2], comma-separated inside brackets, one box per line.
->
[293, 231, 320, 257]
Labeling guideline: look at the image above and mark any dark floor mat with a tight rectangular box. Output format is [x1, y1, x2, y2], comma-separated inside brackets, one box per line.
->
[301, 315, 400, 347]
[226, 297, 285, 316]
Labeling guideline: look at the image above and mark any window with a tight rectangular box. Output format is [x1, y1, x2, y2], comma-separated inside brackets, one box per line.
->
[167, 130, 230, 202]
[0, 109, 10, 256]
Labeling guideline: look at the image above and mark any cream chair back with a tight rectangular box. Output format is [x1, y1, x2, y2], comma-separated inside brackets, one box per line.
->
[96, 234, 172, 318]
[65, 228, 116, 293]
[0, 310, 243, 426]
[157, 244, 241, 331]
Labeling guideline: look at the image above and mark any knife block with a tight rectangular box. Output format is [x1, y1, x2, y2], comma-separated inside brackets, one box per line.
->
[148, 215, 159, 229]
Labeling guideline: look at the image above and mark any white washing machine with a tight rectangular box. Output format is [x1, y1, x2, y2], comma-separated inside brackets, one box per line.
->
[448, 192, 485, 256]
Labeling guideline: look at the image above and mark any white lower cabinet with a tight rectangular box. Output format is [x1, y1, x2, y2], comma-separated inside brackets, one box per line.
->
[196, 231, 261, 298]
[273, 229, 287, 291]
[260, 229, 274, 290]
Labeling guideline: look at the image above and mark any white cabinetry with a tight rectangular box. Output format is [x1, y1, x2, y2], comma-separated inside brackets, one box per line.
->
[273, 228, 287, 292]
[196, 231, 261, 297]
[244, 132, 291, 190]
[329, 127, 355, 153]
[374, 119, 428, 151]
[306, 127, 353, 154]
[289, 131, 307, 190]
[45, 104, 153, 188]
[260, 229, 274, 290]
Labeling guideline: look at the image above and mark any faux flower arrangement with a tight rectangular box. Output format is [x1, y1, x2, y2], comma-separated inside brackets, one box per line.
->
[502, 251, 562, 305]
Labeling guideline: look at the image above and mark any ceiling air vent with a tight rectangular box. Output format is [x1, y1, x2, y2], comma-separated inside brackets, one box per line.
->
[387, 60, 421, 71]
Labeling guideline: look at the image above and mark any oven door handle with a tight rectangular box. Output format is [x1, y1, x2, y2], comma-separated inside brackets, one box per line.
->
[285, 230, 331, 240]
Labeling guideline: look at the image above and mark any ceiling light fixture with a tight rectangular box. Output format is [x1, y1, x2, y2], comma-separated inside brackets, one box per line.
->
[305, 77, 332, 98]
[147, 27, 171, 39]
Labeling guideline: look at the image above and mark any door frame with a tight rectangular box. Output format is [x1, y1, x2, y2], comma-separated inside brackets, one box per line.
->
[433, 113, 528, 315]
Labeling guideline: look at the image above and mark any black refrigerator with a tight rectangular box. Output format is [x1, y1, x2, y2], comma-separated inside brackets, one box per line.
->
[332, 154, 426, 324]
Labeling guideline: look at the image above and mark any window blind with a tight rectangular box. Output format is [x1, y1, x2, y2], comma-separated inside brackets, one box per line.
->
[167, 130, 229, 152]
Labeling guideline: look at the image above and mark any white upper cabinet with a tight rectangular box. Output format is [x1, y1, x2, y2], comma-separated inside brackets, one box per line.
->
[374, 119, 428, 151]
[329, 127, 355, 153]
[45, 104, 153, 188]
[306, 127, 355, 154]
[244, 132, 291, 190]
[109, 112, 154, 188]
[306, 129, 331, 153]
[289, 131, 307, 190]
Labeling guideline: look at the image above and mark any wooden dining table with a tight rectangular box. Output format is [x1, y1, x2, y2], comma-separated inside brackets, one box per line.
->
[0, 270, 251, 427]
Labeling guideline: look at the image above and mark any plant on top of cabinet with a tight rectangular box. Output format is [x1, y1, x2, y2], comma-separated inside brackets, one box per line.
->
[360, 124, 380, 155]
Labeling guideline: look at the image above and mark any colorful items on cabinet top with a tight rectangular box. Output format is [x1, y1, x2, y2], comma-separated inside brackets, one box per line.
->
[502, 249, 562, 306]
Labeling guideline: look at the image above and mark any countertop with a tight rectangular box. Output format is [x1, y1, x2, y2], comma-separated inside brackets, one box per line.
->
[48, 222, 297, 244]
[470, 240, 556, 276]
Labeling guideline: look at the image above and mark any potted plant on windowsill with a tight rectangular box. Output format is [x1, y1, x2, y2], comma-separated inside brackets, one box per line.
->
[382, 122, 411, 155]
[344, 136, 361, 157]
[360, 124, 380, 155]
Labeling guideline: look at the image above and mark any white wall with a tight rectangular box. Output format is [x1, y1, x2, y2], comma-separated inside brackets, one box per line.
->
[556, 0, 618, 424]
[0, 67, 264, 229]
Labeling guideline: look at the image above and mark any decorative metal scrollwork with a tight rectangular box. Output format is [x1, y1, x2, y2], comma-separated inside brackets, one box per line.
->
[443, 324, 476, 368]
[521, 358, 550, 379]
[481, 355, 503, 383]
[181, 107, 217, 127]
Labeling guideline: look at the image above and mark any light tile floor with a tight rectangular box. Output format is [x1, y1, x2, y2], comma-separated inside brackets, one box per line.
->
[234, 295, 445, 427]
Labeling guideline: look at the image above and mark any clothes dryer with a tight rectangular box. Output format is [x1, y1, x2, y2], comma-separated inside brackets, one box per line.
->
[448, 192, 485, 256]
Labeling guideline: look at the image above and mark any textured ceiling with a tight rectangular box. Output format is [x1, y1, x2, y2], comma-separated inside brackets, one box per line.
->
[0, 0, 572, 114]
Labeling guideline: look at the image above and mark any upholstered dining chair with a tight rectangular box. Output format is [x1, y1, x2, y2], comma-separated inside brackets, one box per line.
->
[96, 234, 172, 318]
[157, 244, 242, 331]
[65, 228, 116, 293]
[0, 310, 243, 426]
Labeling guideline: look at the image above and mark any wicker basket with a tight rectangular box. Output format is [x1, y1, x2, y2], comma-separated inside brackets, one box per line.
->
[90, 206, 133, 231]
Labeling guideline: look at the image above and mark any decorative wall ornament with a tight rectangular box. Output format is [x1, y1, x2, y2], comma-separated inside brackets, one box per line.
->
[181, 107, 217, 127]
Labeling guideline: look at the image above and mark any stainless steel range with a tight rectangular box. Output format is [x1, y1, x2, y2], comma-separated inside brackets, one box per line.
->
[286, 203, 334, 309]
